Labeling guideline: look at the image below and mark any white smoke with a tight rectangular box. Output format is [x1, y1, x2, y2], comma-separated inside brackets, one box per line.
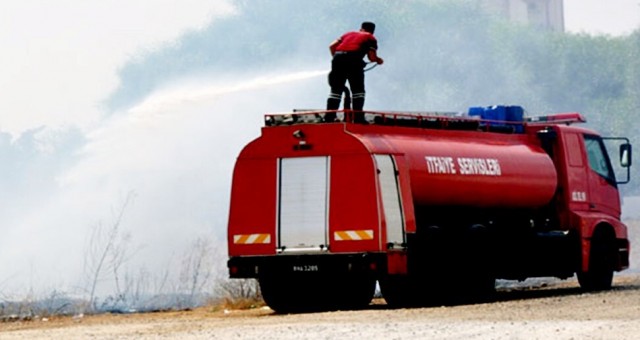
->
[0, 67, 328, 300]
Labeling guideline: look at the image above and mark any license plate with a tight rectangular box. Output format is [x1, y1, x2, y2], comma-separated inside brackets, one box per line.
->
[292, 264, 319, 272]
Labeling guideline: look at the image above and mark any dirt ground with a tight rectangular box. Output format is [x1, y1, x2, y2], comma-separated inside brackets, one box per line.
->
[2, 274, 639, 340]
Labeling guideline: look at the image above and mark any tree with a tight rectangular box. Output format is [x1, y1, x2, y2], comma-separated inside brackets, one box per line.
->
[83, 192, 136, 312]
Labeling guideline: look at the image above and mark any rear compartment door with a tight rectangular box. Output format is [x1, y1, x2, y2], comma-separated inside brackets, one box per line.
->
[374, 155, 405, 248]
[278, 156, 329, 252]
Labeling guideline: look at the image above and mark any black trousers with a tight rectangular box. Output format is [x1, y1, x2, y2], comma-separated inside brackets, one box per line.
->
[326, 53, 366, 112]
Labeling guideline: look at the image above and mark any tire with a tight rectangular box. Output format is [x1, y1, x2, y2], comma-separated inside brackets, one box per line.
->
[578, 228, 615, 291]
[259, 274, 375, 313]
[460, 275, 496, 303]
[340, 276, 376, 310]
[379, 276, 416, 308]
[259, 276, 311, 313]
[380, 275, 444, 307]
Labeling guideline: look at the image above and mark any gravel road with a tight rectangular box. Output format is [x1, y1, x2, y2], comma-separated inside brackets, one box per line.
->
[2, 274, 639, 340]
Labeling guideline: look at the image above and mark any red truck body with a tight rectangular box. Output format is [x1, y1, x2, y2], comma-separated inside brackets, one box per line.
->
[227, 109, 631, 312]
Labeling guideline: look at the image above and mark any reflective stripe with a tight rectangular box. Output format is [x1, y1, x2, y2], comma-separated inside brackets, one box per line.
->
[352, 92, 366, 98]
[329, 93, 342, 99]
[233, 233, 271, 244]
[334, 230, 374, 241]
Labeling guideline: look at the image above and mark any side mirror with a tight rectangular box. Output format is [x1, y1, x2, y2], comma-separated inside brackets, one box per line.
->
[604, 137, 631, 184]
[620, 143, 632, 167]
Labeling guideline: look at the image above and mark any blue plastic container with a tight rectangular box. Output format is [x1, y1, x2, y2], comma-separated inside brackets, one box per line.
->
[483, 106, 507, 121]
[506, 106, 524, 122]
[506, 106, 524, 133]
[468, 107, 485, 118]
[467, 105, 525, 133]
[468, 105, 509, 121]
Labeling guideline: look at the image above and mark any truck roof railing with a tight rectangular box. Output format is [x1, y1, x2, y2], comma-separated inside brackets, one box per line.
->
[525, 112, 586, 125]
[264, 109, 586, 133]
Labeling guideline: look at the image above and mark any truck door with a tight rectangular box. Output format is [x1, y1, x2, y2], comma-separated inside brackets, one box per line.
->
[583, 134, 621, 217]
[278, 156, 329, 252]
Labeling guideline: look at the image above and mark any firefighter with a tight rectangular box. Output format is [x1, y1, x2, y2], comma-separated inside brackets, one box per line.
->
[325, 21, 384, 122]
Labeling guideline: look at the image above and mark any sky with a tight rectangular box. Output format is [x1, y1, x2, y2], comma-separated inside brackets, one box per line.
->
[565, 0, 640, 36]
[0, 0, 236, 135]
[0, 0, 638, 299]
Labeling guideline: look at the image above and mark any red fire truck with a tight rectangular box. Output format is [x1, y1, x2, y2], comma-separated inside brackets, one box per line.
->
[227, 107, 632, 312]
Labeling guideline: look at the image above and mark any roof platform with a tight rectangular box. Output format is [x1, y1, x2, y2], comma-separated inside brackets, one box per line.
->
[264, 108, 586, 134]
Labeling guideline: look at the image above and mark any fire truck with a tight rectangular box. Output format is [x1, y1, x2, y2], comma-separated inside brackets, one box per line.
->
[227, 107, 632, 312]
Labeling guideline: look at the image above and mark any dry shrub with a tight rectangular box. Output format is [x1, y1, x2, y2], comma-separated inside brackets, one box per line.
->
[210, 278, 263, 311]
[217, 295, 265, 311]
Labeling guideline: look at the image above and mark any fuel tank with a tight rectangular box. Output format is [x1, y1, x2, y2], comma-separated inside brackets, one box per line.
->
[358, 128, 558, 209]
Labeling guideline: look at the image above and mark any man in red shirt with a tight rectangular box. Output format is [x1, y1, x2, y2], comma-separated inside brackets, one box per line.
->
[326, 21, 384, 122]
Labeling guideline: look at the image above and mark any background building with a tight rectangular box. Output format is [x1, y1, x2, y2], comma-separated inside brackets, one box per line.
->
[481, 0, 565, 32]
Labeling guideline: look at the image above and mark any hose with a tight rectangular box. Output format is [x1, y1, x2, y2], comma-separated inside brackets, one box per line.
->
[364, 62, 378, 72]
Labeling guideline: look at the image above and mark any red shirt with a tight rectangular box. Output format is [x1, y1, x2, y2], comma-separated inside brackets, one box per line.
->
[335, 31, 378, 57]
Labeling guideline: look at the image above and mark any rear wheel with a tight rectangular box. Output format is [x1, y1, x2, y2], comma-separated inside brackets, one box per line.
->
[382, 224, 495, 307]
[379, 276, 417, 308]
[462, 274, 496, 303]
[259, 276, 310, 313]
[259, 274, 375, 313]
[380, 275, 453, 307]
[578, 228, 616, 291]
[338, 276, 376, 310]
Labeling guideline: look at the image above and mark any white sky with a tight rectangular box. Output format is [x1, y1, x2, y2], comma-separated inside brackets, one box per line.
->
[0, 0, 235, 135]
[565, 0, 640, 35]
[0, 1, 638, 136]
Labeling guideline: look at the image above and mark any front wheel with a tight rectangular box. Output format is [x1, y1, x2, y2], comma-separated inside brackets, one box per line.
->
[578, 229, 616, 291]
